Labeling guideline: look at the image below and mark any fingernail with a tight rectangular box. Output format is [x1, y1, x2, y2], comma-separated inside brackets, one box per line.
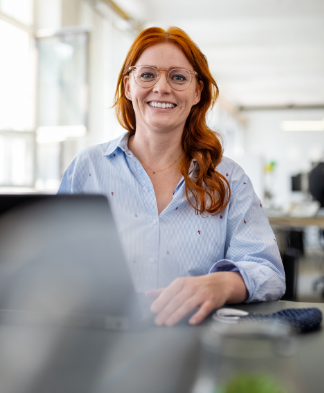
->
[189, 318, 197, 325]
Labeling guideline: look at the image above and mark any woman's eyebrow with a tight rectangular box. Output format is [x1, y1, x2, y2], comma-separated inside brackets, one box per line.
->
[136, 64, 191, 70]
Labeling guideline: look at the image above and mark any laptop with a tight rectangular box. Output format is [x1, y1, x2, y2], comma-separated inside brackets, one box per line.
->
[0, 194, 155, 330]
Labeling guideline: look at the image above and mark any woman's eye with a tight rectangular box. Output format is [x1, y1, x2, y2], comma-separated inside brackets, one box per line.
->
[171, 74, 187, 82]
[140, 72, 155, 79]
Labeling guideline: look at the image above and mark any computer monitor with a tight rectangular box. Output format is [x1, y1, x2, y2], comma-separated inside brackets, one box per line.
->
[309, 162, 324, 207]
[291, 173, 302, 192]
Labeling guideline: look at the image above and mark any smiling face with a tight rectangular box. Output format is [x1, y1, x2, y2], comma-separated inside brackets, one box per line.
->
[124, 42, 203, 136]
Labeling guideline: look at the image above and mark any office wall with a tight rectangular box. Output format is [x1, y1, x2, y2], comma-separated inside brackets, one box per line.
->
[244, 109, 324, 206]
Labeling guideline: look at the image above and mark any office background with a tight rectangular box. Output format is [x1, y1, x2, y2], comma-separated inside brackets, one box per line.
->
[1, 0, 324, 301]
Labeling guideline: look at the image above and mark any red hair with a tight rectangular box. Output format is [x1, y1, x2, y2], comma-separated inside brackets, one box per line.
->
[114, 27, 230, 215]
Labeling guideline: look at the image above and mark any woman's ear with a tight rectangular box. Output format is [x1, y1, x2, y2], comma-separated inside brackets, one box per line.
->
[123, 75, 132, 101]
[193, 80, 204, 105]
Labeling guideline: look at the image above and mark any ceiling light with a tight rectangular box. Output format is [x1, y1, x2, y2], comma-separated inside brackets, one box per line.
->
[281, 119, 324, 131]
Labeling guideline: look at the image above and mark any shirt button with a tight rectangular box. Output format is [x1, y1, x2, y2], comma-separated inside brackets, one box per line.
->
[149, 257, 154, 262]
[152, 219, 156, 224]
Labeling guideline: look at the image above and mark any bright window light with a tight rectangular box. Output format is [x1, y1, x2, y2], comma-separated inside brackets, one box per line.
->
[0, 0, 34, 26]
[0, 133, 35, 186]
[0, 20, 35, 131]
[36, 125, 87, 144]
[281, 119, 324, 131]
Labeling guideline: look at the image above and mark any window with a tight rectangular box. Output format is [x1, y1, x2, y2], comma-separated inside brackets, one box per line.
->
[0, 20, 35, 131]
[0, 0, 33, 26]
[0, 1, 36, 188]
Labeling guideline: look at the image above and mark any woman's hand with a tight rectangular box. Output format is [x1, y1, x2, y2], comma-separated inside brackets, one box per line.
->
[146, 272, 248, 326]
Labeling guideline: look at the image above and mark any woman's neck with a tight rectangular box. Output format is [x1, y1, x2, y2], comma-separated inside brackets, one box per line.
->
[128, 127, 184, 169]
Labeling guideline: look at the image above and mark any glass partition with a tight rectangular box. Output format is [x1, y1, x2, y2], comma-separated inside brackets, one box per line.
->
[37, 31, 89, 134]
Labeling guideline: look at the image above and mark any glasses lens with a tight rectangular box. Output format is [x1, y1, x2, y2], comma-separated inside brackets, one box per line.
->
[168, 68, 191, 90]
[135, 66, 158, 87]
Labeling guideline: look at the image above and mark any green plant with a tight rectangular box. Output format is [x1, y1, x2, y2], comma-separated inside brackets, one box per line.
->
[216, 372, 287, 393]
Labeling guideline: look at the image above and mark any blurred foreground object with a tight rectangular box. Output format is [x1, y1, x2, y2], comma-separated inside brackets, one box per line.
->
[0, 195, 135, 326]
[0, 195, 199, 393]
[193, 319, 301, 393]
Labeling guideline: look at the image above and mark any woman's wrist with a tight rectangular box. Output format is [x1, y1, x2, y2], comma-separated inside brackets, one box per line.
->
[224, 271, 249, 304]
[209, 271, 248, 305]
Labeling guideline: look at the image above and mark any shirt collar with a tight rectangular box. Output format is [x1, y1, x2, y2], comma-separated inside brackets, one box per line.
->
[103, 131, 198, 173]
[103, 132, 130, 157]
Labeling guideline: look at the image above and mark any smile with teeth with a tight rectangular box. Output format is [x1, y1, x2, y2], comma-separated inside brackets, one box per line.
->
[148, 102, 176, 109]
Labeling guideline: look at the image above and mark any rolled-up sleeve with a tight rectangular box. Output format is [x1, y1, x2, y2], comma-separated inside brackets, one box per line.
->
[209, 164, 285, 302]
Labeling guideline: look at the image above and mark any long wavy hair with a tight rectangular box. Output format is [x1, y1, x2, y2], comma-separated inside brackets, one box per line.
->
[114, 26, 230, 215]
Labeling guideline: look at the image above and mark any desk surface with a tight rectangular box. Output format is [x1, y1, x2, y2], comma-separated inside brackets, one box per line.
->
[0, 301, 323, 393]
[268, 215, 324, 228]
[231, 301, 324, 393]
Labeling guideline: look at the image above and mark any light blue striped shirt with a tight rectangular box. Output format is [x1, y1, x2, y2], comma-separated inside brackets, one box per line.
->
[58, 132, 285, 302]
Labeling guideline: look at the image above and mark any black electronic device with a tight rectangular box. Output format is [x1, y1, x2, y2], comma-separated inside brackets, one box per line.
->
[309, 162, 324, 207]
[291, 173, 302, 192]
[0, 194, 154, 330]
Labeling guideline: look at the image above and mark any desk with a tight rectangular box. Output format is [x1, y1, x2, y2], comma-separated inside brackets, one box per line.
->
[268, 215, 324, 229]
[231, 301, 324, 393]
[0, 301, 323, 393]
[268, 216, 324, 301]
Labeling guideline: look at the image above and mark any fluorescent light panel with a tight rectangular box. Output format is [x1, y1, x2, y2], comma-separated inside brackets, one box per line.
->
[281, 119, 324, 131]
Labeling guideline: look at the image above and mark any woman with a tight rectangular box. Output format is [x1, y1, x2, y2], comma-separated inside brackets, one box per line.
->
[58, 27, 285, 326]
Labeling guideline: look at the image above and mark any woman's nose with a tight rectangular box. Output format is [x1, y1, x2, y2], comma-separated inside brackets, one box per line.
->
[153, 72, 171, 93]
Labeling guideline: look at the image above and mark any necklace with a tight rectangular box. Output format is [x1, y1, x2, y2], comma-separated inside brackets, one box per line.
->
[141, 156, 182, 174]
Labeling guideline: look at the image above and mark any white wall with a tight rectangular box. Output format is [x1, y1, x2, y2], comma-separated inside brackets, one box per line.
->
[244, 109, 324, 206]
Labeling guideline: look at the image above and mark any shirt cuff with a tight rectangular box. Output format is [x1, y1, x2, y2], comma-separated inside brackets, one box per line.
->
[208, 259, 249, 301]
[209, 259, 285, 303]
[209, 259, 239, 273]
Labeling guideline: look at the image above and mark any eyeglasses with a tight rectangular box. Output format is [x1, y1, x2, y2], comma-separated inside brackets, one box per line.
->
[127, 65, 198, 91]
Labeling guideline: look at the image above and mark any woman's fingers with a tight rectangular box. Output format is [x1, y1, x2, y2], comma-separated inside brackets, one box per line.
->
[164, 296, 200, 326]
[145, 288, 164, 299]
[152, 274, 230, 326]
[148, 273, 241, 326]
[150, 277, 186, 314]
[189, 301, 215, 325]
[154, 289, 196, 325]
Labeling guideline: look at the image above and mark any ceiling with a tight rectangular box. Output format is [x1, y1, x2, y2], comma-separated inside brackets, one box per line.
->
[111, 0, 324, 109]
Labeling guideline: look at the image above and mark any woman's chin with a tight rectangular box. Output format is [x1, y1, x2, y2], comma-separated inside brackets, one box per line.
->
[144, 117, 184, 133]
[148, 123, 181, 133]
